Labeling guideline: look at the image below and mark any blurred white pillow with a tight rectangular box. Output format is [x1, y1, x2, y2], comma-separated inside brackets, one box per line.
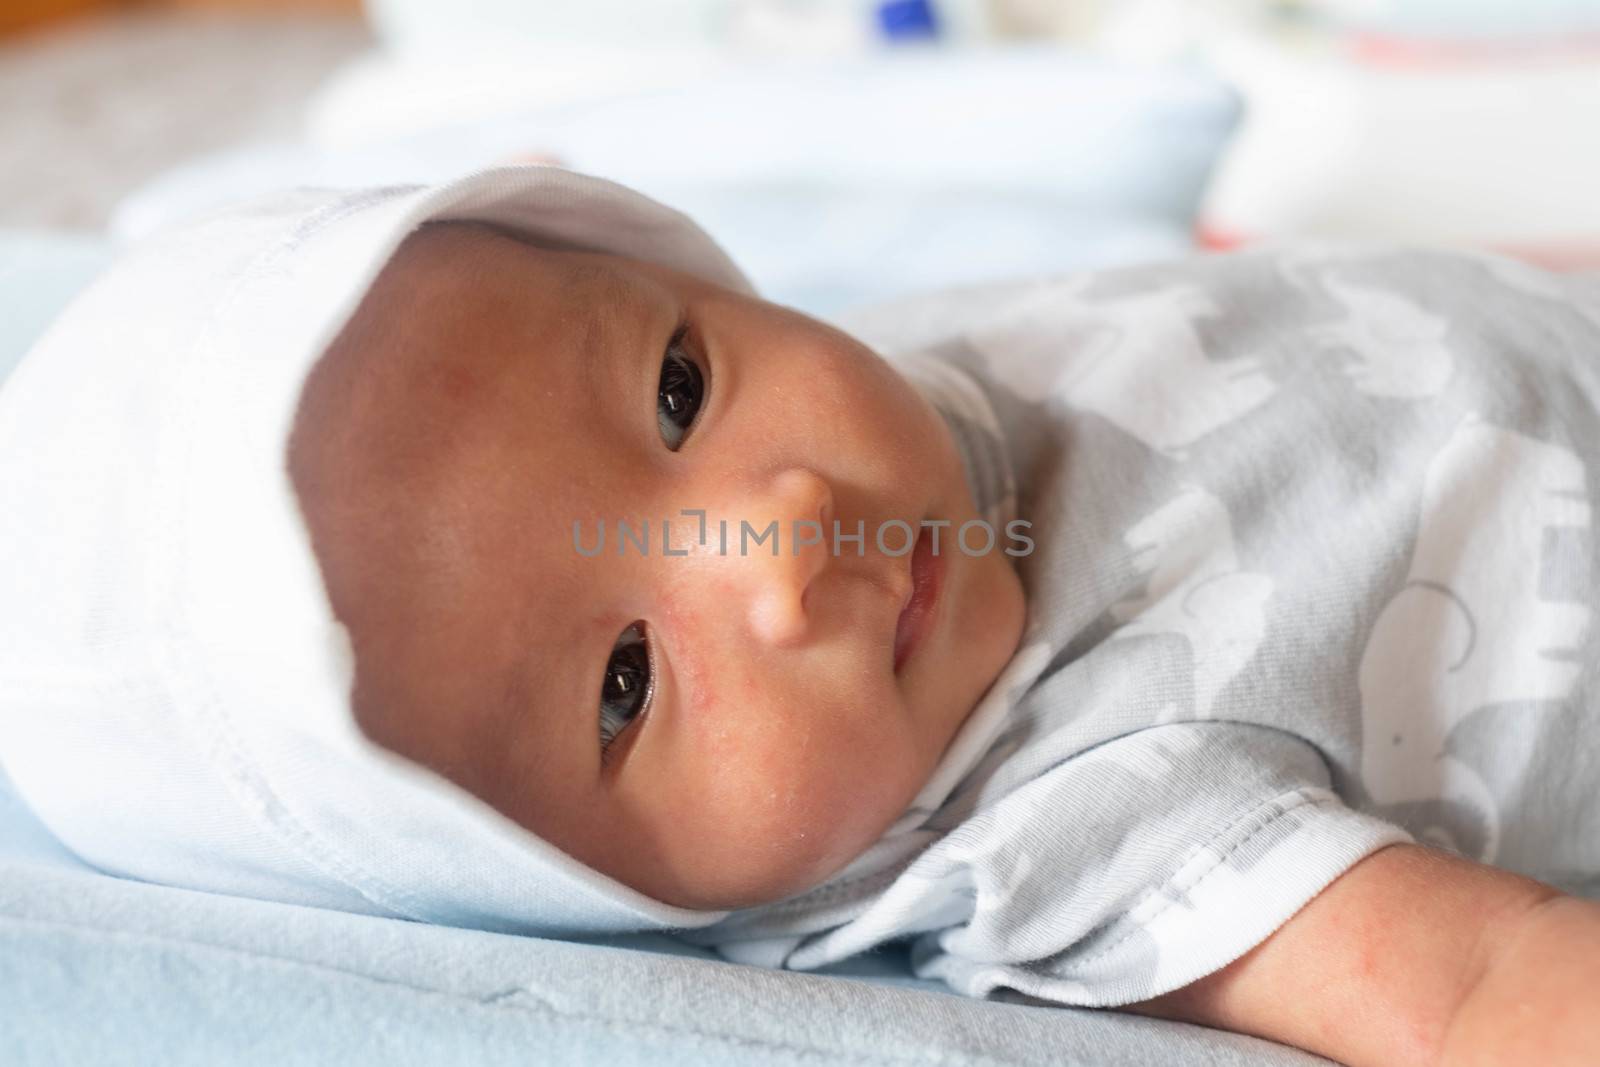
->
[113, 47, 1241, 316]
[1199, 27, 1600, 268]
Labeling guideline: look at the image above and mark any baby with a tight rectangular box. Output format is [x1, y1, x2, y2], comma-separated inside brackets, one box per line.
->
[2, 166, 1598, 1067]
[287, 218, 1030, 912]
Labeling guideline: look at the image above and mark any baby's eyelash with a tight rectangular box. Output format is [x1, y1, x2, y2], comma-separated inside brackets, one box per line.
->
[599, 622, 654, 766]
[657, 320, 706, 451]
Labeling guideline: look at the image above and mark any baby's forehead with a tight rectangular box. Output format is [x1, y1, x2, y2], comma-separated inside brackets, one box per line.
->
[321, 226, 577, 402]
[291, 218, 690, 559]
[288, 224, 612, 762]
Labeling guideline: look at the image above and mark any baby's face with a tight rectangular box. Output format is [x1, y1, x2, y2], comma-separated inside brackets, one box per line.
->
[290, 222, 1025, 910]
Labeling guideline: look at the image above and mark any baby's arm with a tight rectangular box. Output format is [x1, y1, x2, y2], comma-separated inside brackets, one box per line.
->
[1124, 843, 1600, 1066]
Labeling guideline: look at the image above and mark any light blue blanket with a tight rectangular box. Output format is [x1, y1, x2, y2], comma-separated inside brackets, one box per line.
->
[0, 764, 1329, 1066]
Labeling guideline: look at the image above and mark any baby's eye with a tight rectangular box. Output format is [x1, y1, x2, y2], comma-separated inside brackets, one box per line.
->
[600, 622, 653, 760]
[657, 326, 704, 450]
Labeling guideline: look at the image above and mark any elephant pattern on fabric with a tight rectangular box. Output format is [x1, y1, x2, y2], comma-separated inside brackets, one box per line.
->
[1111, 485, 1274, 722]
[1356, 414, 1591, 861]
[966, 279, 1278, 458]
[1309, 275, 1457, 399]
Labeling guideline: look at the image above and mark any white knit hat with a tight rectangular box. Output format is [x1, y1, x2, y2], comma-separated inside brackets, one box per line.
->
[0, 166, 753, 934]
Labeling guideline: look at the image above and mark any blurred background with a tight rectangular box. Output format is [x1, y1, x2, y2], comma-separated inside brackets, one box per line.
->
[2, 0, 1599, 329]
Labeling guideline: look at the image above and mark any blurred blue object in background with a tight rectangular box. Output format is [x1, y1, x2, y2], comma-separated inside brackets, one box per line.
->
[875, 0, 940, 42]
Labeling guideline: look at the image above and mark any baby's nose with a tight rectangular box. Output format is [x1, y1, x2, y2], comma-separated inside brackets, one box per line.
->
[733, 468, 833, 648]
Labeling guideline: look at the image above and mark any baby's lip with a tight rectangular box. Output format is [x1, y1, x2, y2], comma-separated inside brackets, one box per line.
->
[893, 523, 943, 673]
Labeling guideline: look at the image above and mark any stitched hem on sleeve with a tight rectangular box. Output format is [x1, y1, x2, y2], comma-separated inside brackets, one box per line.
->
[932, 786, 1414, 1008]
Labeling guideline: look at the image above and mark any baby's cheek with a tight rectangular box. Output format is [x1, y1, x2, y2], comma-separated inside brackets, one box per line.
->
[729, 693, 916, 878]
[658, 613, 922, 899]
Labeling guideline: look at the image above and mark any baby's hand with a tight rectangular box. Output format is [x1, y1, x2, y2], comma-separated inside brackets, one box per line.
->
[1126, 843, 1600, 1066]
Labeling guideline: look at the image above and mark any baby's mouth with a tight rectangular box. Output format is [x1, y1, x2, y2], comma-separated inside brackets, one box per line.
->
[893, 524, 944, 674]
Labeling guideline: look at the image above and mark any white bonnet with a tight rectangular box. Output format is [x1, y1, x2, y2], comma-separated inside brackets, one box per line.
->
[0, 166, 755, 934]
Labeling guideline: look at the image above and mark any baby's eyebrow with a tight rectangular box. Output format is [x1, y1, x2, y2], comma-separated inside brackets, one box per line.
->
[568, 262, 641, 358]
[562, 267, 661, 430]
